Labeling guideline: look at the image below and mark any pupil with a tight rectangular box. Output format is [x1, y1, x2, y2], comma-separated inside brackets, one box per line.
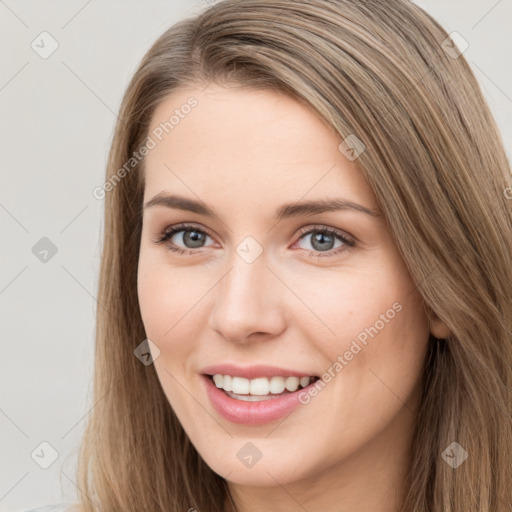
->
[184, 230, 205, 248]
[312, 232, 333, 251]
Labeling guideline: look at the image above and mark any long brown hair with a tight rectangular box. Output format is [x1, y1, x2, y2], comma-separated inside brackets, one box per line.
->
[75, 1, 512, 510]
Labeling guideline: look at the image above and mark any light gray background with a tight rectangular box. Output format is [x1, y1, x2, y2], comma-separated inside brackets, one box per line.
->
[1, 1, 511, 510]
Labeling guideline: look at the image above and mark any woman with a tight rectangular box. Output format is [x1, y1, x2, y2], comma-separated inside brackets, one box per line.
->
[27, 0, 512, 510]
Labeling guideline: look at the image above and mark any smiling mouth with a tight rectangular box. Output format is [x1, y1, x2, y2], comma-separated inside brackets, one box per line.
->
[205, 373, 320, 401]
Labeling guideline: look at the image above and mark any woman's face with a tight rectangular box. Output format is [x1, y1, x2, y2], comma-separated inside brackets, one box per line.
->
[137, 83, 440, 490]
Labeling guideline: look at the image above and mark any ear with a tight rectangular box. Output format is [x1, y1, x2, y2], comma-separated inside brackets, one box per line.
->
[429, 315, 451, 340]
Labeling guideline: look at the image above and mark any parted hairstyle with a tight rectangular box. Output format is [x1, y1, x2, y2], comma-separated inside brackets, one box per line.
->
[74, 1, 512, 510]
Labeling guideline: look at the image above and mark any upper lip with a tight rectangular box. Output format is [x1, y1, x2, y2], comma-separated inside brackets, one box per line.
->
[200, 363, 319, 380]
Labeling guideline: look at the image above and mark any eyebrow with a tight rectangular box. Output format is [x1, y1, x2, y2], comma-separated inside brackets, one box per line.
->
[143, 193, 382, 221]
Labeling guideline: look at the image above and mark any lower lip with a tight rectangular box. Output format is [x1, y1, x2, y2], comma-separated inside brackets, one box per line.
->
[201, 374, 316, 425]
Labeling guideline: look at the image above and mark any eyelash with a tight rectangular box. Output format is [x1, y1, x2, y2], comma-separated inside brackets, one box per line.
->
[152, 223, 356, 258]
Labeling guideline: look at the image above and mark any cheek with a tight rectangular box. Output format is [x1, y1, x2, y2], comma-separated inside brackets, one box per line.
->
[137, 254, 204, 343]
[323, 281, 430, 423]
[363, 288, 430, 390]
[137, 256, 205, 414]
[305, 278, 429, 460]
[306, 257, 430, 401]
[284, 263, 415, 349]
[137, 258, 171, 340]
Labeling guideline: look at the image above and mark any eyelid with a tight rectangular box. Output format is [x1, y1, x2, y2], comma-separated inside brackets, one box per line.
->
[294, 224, 356, 245]
[153, 222, 356, 257]
[152, 222, 217, 247]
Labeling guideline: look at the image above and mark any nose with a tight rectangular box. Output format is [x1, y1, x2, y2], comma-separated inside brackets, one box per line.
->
[209, 251, 287, 344]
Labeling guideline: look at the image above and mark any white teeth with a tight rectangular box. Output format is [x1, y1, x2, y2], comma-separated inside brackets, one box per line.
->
[210, 374, 316, 395]
[223, 374, 232, 392]
[299, 376, 310, 388]
[249, 377, 270, 395]
[213, 374, 223, 388]
[231, 376, 250, 394]
[225, 390, 276, 401]
[269, 376, 285, 394]
[285, 376, 300, 391]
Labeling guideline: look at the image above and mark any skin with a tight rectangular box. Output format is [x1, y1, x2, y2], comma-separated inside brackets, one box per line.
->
[137, 83, 451, 512]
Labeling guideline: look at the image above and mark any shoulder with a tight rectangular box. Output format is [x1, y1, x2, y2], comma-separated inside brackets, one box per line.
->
[20, 504, 80, 512]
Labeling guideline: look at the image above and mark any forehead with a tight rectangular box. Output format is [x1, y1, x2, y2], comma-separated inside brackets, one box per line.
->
[143, 85, 377, 212]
